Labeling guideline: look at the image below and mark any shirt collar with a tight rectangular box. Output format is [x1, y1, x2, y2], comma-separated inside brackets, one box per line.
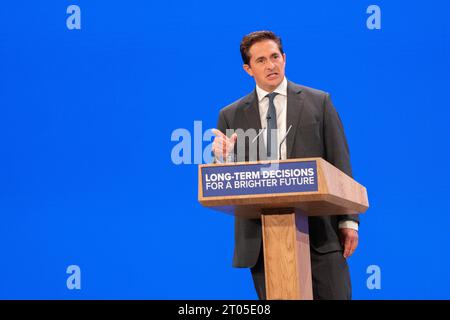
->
[256, 77, 287, 102]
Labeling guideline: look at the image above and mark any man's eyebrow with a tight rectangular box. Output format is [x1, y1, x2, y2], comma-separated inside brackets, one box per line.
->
[254, 53, 279, 61]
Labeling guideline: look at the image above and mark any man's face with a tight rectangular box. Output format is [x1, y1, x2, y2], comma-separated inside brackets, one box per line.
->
[243, 40, 286, 92]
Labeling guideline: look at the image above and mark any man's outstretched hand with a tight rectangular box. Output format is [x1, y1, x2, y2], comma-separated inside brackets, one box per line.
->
[212, 129, 237, 162]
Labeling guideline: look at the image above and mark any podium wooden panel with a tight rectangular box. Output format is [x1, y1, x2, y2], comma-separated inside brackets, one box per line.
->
[262, 210, 312, 299]
[198, 157, 369, 300]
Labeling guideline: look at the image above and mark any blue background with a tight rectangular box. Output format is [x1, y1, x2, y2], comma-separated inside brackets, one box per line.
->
[1, 1, 449, 299]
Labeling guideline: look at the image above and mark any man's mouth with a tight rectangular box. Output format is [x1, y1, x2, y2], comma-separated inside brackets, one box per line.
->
[267, 72, 278, 79]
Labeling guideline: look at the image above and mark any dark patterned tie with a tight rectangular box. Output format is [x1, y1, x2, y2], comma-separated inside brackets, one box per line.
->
[266, 92, 278, 158]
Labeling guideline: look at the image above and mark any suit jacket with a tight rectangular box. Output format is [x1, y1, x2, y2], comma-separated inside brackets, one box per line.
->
[216, 80, 359, 268]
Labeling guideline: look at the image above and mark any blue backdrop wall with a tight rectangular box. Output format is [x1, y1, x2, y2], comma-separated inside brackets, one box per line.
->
[1, 1, 449, 299]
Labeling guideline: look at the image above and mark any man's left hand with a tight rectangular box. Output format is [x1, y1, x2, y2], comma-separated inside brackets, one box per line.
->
[339, 228, 359, 258]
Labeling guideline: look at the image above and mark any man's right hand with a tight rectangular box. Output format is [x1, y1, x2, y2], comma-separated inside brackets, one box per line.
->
[211, 129, 237, 162]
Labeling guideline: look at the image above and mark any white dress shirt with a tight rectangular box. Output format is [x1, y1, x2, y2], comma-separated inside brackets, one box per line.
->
[255, 77, 288, 160]
[255, 77, 358, 232]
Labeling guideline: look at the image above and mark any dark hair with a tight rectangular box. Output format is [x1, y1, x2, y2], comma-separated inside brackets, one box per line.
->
[240, 30, 284, 65]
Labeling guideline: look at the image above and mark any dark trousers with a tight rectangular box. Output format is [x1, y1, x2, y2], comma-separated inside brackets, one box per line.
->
[250, 248, 352, 300]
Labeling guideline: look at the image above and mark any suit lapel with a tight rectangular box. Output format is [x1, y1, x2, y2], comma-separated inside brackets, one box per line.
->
[286, 81, 305, 158]
[243, 90, 262, 131]
[243, 90, 267, 160]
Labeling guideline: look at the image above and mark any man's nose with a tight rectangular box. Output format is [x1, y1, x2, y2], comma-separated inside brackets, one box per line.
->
[265, 60, 275, 70]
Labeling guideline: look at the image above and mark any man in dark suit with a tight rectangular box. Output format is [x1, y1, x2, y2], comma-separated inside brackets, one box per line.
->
[211, 31, 359, 300]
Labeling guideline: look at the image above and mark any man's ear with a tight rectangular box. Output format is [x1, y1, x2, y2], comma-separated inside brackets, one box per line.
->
[243, 64, 253, 77]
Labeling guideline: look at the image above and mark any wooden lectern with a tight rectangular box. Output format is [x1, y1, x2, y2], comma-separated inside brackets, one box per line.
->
[198, 157, 369, 300]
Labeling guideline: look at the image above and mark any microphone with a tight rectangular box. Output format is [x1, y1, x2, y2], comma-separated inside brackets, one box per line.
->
[252, 127, 266, 144]
[278, 125, 293, 160]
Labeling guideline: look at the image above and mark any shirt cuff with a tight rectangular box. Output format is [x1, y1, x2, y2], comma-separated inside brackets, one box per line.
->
[338, 220, 359, 231]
